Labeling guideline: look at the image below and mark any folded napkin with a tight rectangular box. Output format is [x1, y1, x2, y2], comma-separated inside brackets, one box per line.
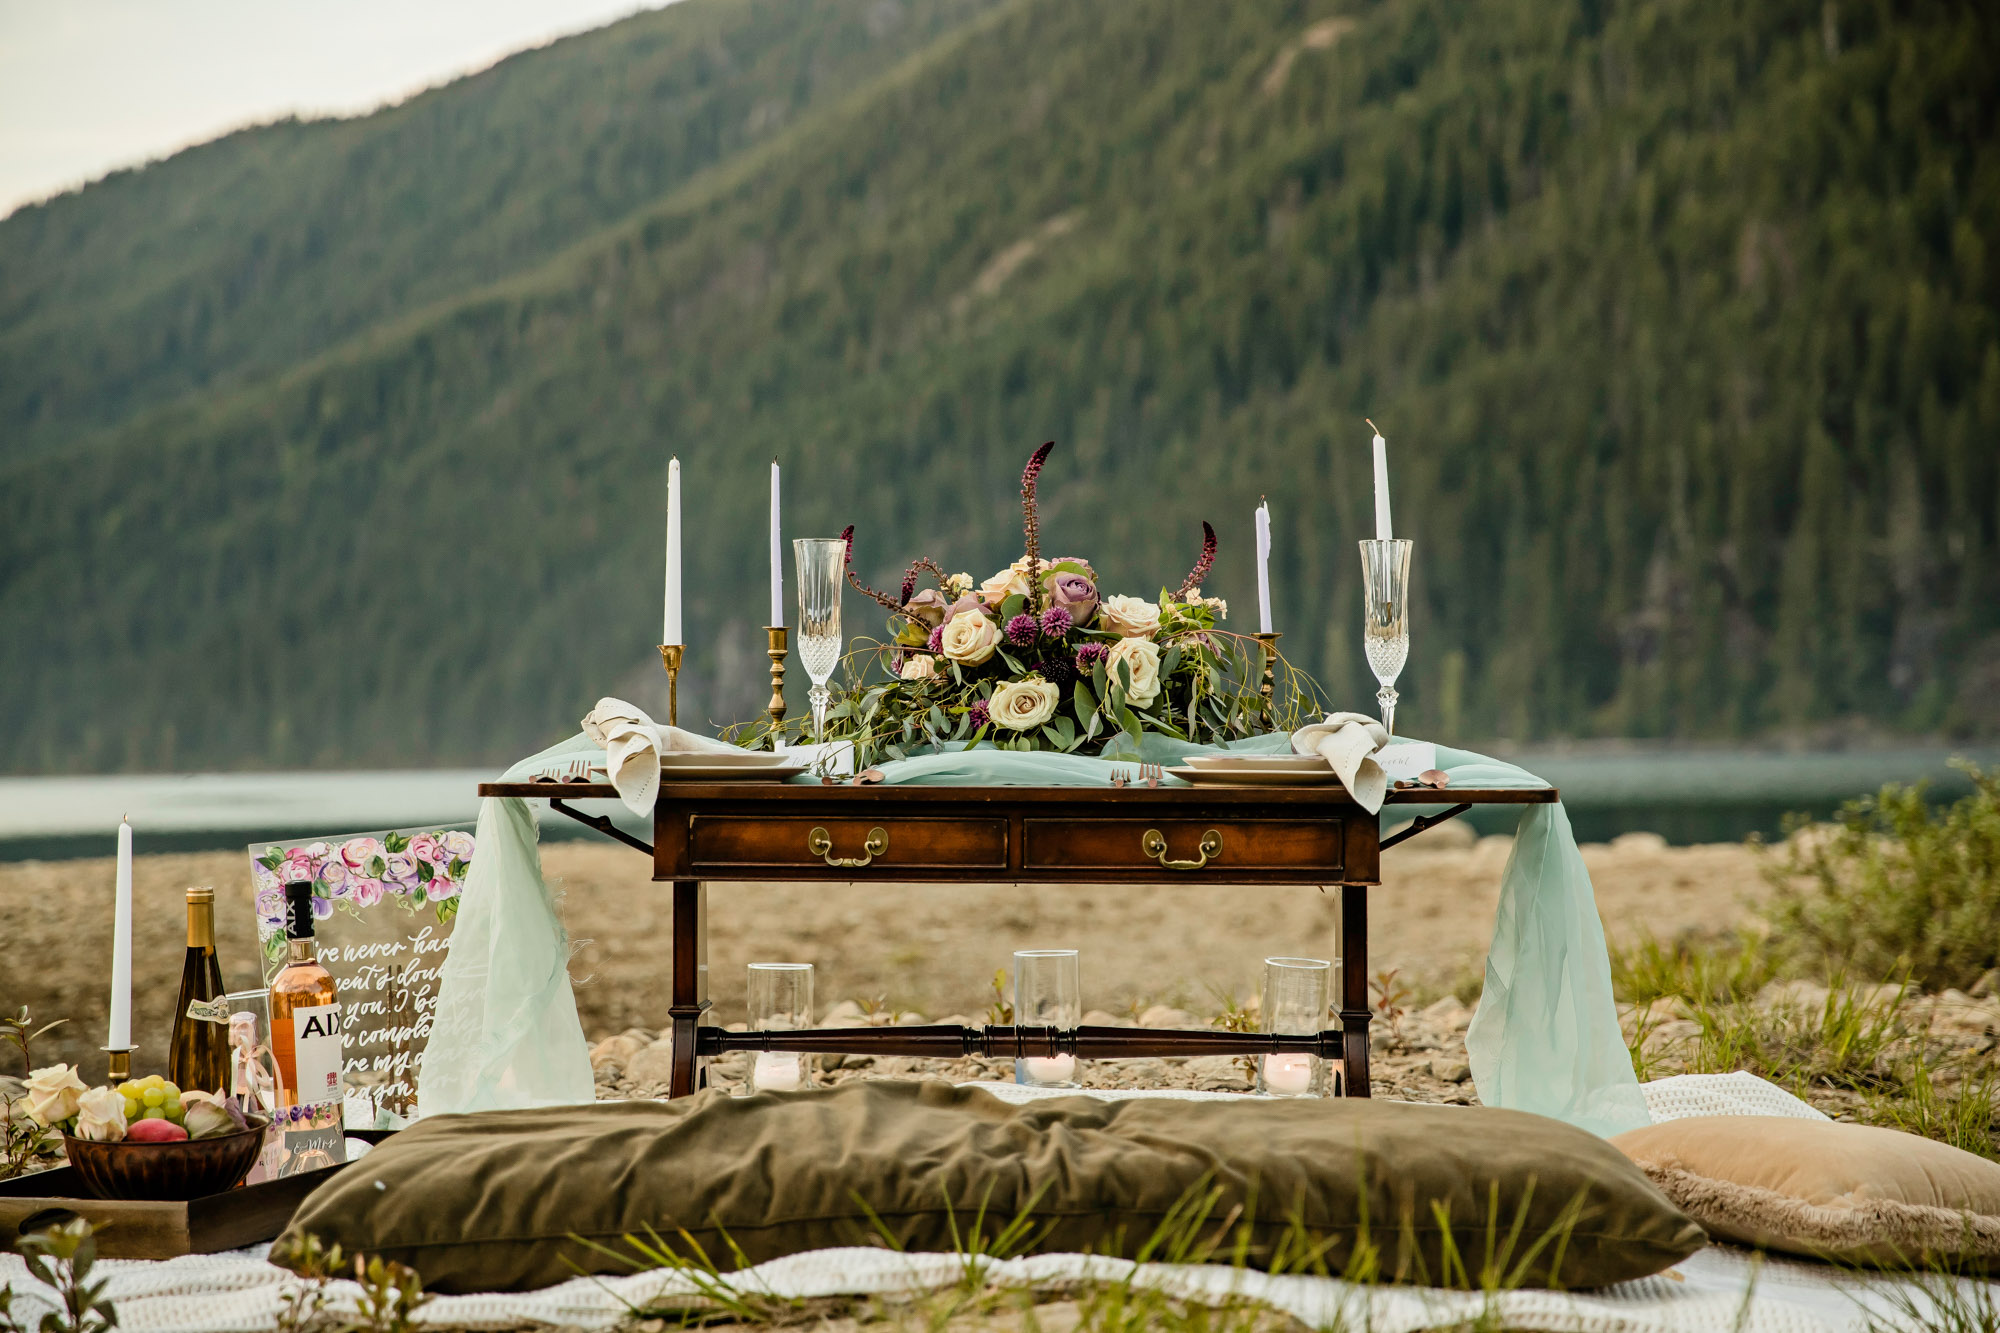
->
[1291, 711, 1390, 813]
[581, 697, 743, 815]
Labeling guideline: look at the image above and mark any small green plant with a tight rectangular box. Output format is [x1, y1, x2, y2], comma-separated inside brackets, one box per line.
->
[269, 1233, 343, 1333]
[1863, 1052, 2000, 1162]
[985, 969, 1013, 1025]
[1205, 987, 1260, 1081]
[2, 1004, 66, 1075]
[1610, 931, 1777, 1007]
[345, 1254, 433, 1333]
[9, 1219, 118, 1333]
[1762, 761, 2000, 991]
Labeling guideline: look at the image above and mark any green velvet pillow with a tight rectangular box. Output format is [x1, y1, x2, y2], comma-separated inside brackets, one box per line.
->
[279, 1081, 1702, 1293]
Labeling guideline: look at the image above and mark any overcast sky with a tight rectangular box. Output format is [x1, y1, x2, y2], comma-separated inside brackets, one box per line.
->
[0, 0, 674, 217]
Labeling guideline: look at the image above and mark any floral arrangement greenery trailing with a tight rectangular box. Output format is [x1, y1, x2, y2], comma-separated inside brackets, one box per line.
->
[772, 442, 1324, 768]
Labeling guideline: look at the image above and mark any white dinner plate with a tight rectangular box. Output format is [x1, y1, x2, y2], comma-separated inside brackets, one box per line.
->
[1165, 766, 1344, 787]
[1182, 754, 1331, 772]
[659, 751, 792, 768]
[658, 763, 808, 782]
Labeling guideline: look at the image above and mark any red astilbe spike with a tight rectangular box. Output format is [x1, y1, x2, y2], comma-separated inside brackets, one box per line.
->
[839, 524, 906, 613]
[1177, 521, 1218, 599]
[1021, 441, 1055, 613]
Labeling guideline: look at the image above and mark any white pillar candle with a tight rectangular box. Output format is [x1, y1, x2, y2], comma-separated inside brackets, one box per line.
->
[108, 817, 133, 1050]
[1022, 1054, 1076, 1084]
[1369, 422, 1393, 541]
[663, 457, 682, 644]
[769, 460, 784, 628]
[1254, 499, 1273, 634]
[752, 1051, 802, 1091]
[1262, 1052, 1313, 1096]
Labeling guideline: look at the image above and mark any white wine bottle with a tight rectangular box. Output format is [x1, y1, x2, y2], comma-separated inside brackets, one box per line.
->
[269, 881, 343, 1109]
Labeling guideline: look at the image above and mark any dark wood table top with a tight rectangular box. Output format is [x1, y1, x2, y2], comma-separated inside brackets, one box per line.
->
[477, 779, 1558, 805]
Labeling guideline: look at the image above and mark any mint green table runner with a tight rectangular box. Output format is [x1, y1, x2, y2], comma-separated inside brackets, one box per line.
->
[420, 734, 1651, 1138]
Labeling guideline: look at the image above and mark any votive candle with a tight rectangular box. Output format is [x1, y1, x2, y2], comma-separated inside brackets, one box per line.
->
[1022, 1054, 1076, 1084]
[1261, 1052, 1312, 1097]
[752, 1051, 803, 1091]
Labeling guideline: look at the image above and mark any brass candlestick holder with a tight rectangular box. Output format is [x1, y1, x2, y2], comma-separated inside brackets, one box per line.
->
[1253, 631, 1281, 703]
[658, 644, 684, 727]
[103, 1045, 133, 1082]
[764, 626, 788, 746]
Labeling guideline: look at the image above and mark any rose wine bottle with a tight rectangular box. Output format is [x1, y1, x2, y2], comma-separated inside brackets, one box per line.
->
[269, 881, 343, 1109]
[167, 887, 229, 1093]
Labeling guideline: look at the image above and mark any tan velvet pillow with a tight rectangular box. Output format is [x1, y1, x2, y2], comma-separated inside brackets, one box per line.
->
[1612, 1116, 2000, 1272]
[282, 1081, 1702, 1293]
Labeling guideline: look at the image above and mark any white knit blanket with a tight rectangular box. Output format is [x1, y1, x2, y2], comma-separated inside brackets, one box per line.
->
[5, 1075, 1993, 1333]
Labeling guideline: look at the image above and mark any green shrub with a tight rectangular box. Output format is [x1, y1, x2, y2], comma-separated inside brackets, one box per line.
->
[1762, 763, 2000, 992]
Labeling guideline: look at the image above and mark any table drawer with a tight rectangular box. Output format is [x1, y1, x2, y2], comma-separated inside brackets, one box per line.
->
[689, 816, 1008, 873]
[1022, 818, 1342, 875]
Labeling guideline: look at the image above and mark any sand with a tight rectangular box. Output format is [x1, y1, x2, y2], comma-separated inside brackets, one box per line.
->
[0, 824, 1771, 1076]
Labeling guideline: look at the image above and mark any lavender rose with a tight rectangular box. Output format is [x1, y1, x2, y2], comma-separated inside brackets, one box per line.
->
[1047, 572, 1098, 625]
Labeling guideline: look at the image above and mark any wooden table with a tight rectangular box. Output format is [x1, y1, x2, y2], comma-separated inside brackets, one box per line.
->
[477, 779, 1556, 1098]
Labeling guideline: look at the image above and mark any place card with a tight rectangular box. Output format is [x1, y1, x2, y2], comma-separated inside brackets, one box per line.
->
[1376, 740, 1439, 783]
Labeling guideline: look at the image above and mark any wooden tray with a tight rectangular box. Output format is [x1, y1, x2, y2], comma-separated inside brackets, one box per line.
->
[0, 1131, 392, 1258]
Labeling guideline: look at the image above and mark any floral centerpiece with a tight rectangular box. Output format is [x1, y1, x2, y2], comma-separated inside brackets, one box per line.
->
[796, 442, 1310, 768]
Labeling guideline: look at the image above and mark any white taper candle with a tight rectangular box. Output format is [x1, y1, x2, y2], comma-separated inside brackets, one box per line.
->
[109, 817, 133, 1049]
[1369, 422, 1393, 541]
[1255, 499, 1273, 634]
[769, 460, 784, 628]
[664, 457, 682, 644]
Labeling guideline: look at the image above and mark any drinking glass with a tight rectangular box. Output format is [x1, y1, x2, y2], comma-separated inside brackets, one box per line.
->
[793, 538, 846, 740]
[1359, 538, 1413, 736]
[1013, 949, 1080, 1089]
[746, 962, 813, 1093]
[1256, 956, 1333, 1098]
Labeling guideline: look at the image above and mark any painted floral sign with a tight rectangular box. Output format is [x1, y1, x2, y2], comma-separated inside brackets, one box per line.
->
[246, 824, 474, 1125]
[250, 827, 472, 968]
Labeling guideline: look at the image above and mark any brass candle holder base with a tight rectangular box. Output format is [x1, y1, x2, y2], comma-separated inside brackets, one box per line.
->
[659, 644, 684, 728]
[1253, 631, 1280, 703]
[764, 626, 788, 747]
[103, 1045, 134, 1082]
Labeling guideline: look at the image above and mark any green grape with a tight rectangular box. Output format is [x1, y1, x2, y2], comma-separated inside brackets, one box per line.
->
[115, 1081, 138, 1098]
[160, 1080, 181, 1096]
[122, 1096, 141, 1119]
[142, 1106, 165, 1120]
[141, 1088, 165, 1107]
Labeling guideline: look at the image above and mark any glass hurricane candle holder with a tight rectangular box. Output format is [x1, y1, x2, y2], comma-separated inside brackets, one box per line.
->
[793, 538, 846, 741]
[1359, 538, 1413, 736]
[747, 962, 814, 1094]
[1013, 949, 1080, 1089]
[1256, 956, 1333, 1098]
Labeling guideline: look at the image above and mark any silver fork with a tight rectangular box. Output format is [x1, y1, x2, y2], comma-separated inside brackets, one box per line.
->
[1108, 767, 1131, 788]
[1140, 762, 1164, 788]
[531, 758, 597, 783]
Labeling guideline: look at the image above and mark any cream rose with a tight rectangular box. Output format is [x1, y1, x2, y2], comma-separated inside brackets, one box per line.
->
[900, 654, 939, 681]
[939, 610, 1000, 666]
[978, 559, 1032, 605]
[73, 1085, 127, 1142]
[990, 677, 1061, 731]
[945, 572, 974, 597]
[1105, 637, 1163, 708]
[1097, 594, 1162, 639]
[22, 1064, 87, 1128]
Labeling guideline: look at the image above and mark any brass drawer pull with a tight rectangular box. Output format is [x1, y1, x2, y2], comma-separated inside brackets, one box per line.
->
[808, 825, 888, 868]
[1142, 828, 1222, 871]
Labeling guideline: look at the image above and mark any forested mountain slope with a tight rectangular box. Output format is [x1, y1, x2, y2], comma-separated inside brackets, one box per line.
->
[0, 0, 999, 461]
[1, 0, 1994, 772]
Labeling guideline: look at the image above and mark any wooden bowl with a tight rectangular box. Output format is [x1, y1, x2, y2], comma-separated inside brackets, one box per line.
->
[63, 1118, 270, 1201]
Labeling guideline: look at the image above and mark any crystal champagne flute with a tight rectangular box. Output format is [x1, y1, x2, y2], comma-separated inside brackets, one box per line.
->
[1358, 538, 1413, 736]
[793, 538, 845, 740]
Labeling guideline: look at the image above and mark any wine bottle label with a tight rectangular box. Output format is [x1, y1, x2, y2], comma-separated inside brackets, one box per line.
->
[291, 1003, 345, 1104]
[185, 996, 231, 1024]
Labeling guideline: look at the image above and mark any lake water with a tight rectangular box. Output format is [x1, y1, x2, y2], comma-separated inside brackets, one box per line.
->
[1, 746, 1993, 860]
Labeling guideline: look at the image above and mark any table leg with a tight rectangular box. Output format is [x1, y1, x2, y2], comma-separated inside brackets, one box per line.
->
[669, 878, 709, 1098]
[1339, 883, 1372, 1097]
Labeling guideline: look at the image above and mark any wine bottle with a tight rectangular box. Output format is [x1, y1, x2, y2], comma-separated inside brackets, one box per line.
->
[167, 887, 229, 1094]
[269, 881, 343, 1109]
